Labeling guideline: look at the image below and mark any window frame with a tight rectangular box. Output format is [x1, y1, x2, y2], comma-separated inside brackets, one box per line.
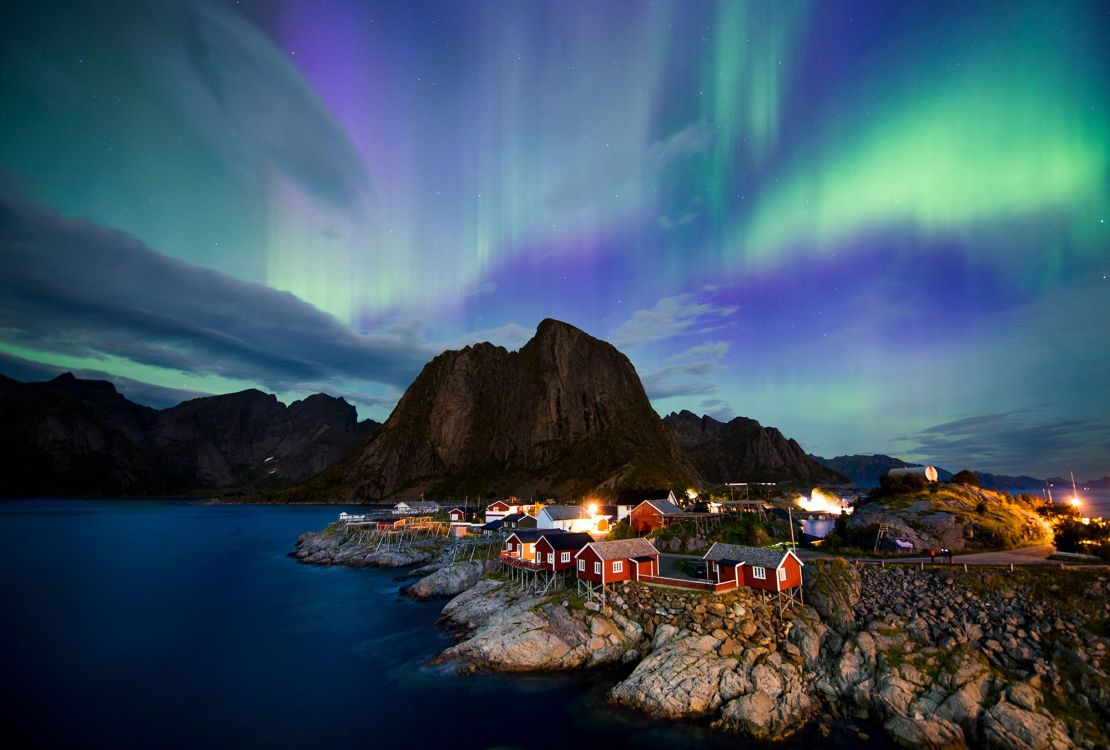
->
[752, 565, 767, 580]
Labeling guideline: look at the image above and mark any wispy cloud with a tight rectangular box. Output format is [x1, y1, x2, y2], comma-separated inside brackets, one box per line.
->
[0, 194, 431, 398]
[126, 0, 371, 207]
[895, 411, 1110, 479]
[611, 295, 737, 348]
[641, 341, 730, 403]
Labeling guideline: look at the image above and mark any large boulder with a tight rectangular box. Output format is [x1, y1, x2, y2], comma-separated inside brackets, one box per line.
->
[403, 560, 497, 600]
[609, 635, 736, 718]
[979, 701, 1074, 750]
[435, 593, 640, 673]
[803, 559, 861, 634]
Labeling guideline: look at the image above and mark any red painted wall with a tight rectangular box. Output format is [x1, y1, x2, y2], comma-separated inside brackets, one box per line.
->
[629, 504, 663, 534]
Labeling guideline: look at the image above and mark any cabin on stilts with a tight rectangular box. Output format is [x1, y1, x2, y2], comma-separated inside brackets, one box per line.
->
[702, 542, 805, 616]
[574, 537, 660, 601]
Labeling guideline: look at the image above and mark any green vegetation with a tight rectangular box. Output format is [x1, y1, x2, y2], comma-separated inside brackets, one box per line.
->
[852, 484, 1052, 551]
[950, 469, 979, 486]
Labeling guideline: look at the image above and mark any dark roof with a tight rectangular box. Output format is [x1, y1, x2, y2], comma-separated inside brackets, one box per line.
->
[639, 498, 685, 516]
[616, 489, 674, 505]
[595, 504, 618, 517]
[716, 558, 742, 567]
[501, 513, 527, 523]
[581, 537, 659, 561]
[479, 519, 505, 530]
[508, 528, 566, 543]
[631, 555, 655, 563]
[540, 505, 590, 521]
[541, 532, 593, 550]
[702, 543, 801, 568]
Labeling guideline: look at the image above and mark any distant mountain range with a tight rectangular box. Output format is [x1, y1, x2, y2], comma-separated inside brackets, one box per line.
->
[809, 452, 1105, 493]
[0, 372, 377, 497]
[10, 320, 1093, 501]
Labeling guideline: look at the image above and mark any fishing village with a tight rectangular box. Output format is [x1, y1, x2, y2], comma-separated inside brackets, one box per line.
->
[295, 470, 1110, 750]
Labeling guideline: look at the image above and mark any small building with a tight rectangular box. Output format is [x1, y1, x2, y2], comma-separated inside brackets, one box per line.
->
[886, 466, 939, 483]
[478, 518, 507, 536]
[534, 532, 594, 570]
[485, 498, 527, 522]
[629, 497, 686, 534]
[501, 513, 530, 530]
[448, 507, 468, 523]
[702, 542, 804, 593]
[615, 489, 678, 521]
[503, 528, 565, 562]
[394, 500, 441, 515]
[535, 504, 612, 533]
[574, 538, 660, 598]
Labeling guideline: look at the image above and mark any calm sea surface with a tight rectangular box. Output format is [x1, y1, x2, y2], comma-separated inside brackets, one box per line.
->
[0, 500, 891, 750]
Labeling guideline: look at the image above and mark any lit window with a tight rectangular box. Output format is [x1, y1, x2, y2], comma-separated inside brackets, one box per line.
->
[752, 566, 766, 580]
[561, 552, 571, 563]
[578, 559, 585, 571]
[594, 562, 601, 574]
[613, 561, 623, 574]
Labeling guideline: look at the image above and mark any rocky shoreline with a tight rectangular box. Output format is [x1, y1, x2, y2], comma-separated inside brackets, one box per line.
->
[295, 529, 1109, 749]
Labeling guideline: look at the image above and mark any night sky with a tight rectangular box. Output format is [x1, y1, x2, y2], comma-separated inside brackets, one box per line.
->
[0, 0, 1107, 478]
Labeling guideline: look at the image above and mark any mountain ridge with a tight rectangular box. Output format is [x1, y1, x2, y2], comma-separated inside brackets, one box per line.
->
[0, 372, 379, 497]
[663, 409, 848, 485]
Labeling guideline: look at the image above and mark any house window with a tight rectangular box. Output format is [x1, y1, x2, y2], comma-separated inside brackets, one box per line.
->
[547, 553, 554, 564]
[505, 542, 512, 550]
[578, 559, 585, 572]
[561, 552, 571, 563]
[778, 568, 787, 582]
[752, 566, 767, 580]
[594, 562, 601, 574]
[613, 561, 623, 574]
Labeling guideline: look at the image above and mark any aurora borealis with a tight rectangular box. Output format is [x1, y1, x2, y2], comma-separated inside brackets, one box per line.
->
[0, 0, 1107, 477]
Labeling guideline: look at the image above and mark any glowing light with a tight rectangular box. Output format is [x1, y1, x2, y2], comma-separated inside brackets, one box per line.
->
[796, 488, 852, 515]
[587, 503, 598, 517]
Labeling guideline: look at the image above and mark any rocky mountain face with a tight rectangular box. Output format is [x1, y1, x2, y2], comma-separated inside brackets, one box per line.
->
[663, 410, 847, 485]
[293, 319, 701, 501]
[0, 373, 378, 497]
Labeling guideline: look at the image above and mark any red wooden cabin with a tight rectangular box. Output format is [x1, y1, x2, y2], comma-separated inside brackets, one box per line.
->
[534, 532, 593, 571]
[629, 498, 686, 534]
[574, 538, 660, 586]
[702, 543, 804, 592]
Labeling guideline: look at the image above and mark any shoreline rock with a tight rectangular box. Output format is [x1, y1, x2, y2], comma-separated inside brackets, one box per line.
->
[294, 522, 1109, 749]
[293, 528, 441, 568]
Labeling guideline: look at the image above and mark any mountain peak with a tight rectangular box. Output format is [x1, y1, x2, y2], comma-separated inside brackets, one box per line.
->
[293, 319, 699, 501]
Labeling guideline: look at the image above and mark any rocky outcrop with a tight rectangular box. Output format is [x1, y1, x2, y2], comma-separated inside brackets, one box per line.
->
[403, 560, 499, 600]
[430, 560, 1109, 749]
[802, 558, 861, 634]
[434, 581, 644, 673]
[0, 372, 378, 497]
[664, 409, 847, 484]
[294, 528, 439, 567]
[847, 485, 1052, 552]
[292, 319, 701, 502]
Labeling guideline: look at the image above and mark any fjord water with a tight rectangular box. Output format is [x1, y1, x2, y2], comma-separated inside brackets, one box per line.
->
[0, 500, 887, 750]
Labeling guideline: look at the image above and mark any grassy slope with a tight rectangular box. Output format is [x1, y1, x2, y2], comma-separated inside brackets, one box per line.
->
[854, 484, 1052, 550]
